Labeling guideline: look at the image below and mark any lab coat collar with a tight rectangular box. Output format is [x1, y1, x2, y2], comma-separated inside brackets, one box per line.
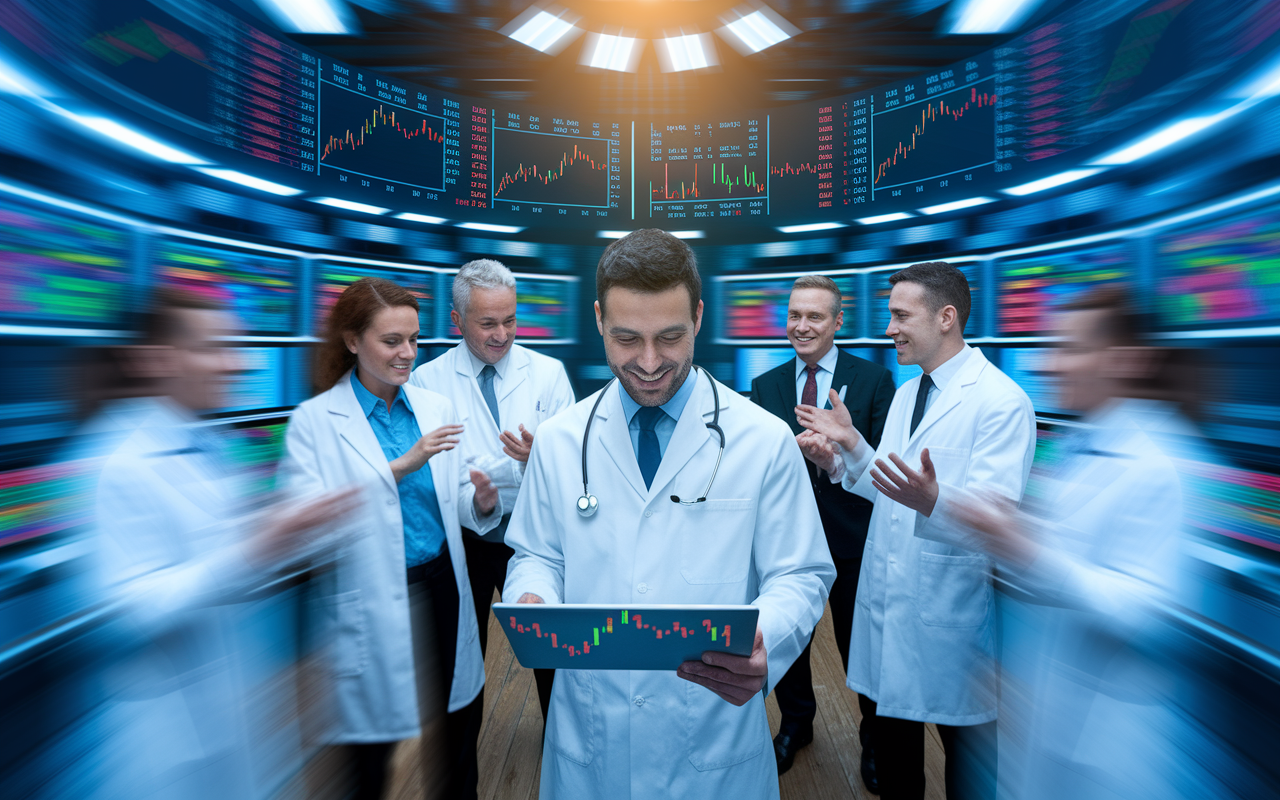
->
[594, 368, 725, 501]
[329, 370, 398, 493]
[907, 345, 988, 447]
[451, 341, 529, 407]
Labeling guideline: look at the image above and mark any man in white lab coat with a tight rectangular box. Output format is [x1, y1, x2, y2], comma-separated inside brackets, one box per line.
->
[503, 228, 835, 800]
[411, 259, 575, 719]
[797, 262, 1036, 800]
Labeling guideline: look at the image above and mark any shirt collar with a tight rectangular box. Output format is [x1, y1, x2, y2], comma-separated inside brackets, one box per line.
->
[466, 345, 510, 381]
[618, 366, 700, 426]
[795, 344, 839, 380]
[923, 344, 972, 393]
[352, 370, 413, 417]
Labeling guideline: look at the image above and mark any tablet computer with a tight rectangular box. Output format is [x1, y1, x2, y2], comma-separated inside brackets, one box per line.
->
[492, 603, 758, 670]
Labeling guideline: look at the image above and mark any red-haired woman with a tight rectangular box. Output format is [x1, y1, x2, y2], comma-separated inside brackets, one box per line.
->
[281, 277, 499, 799]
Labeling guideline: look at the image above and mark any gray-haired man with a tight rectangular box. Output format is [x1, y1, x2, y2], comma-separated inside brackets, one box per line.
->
[410, 259, 575, 720]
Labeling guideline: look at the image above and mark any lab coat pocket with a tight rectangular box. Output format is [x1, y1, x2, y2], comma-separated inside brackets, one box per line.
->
[685, 680, 765, 770]
[916, 552, 990, 628]
[547, 669, 595, 766]
[924, 446, 970, 486]
[679, 499, 756, 585]
[330, 590, 368, 677]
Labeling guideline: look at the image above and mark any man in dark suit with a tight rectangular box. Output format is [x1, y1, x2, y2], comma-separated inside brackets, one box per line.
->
[749, 275, 895, 788]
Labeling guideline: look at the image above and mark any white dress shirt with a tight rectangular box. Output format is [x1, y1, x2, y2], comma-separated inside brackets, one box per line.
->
[794, 344, 839, 406]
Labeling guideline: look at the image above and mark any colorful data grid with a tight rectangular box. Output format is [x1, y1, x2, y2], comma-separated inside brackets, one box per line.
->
[1154, 205, 1280, 330]
[720, 274, 858, 339]
[154, 239, 297, 335]
[0, 200, 132, 327]
[996, 244, 1132, 337]
[222, 420, 289, 495]
[314, 263, 434, 337]
[868, 262, 982, 339]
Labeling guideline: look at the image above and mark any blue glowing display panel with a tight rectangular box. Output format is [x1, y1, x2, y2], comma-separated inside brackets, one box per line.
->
[154, 239, 298, 335]
[1000, 347, 1064, 416]
[868, 262, 982, 339]
[719, 275, 858, 340]
[734, 348, 795, 392]
[218, 347, 288, 412]
[0, 200, 132, 328]
[1154, 205, 1280, 331]
[314, 263, 435, 338]
[996, 244, 1133, 337]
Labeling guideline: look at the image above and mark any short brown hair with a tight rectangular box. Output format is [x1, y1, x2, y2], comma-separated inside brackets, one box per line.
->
[791, 275, 843, 318]
[142, 286, 224, 346]
[596, 229, 701, 319]
[889, 261, 971, 329]
[1057, 284, 1142, 347]
[315, 277, 419, 391]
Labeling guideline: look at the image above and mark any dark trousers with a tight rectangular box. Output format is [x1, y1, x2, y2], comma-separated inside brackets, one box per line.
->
[463, 530, 554, 721]
[870, 701, 997, 800]
[348, 546, 483, 800]
[774, 552, 877, 744]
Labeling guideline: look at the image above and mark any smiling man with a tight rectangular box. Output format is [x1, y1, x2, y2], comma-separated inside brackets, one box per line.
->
[502, 229, 835, 800]
[748, 275, 894, 783]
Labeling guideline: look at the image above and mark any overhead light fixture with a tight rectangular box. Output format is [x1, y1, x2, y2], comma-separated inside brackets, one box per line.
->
[918, 196, 997, 215]
[658, 33, 717, 73]
[394, 212, 448, 225]
[309, 197, 390, 215]
[1002, 168, 1105, 196]
[503, 8, 580, 54]
[457, 222, 524, 233]
[195, 167, 303, 196]
[1091, 114, 1228, 166]
[857, 212, 915, 225]
[777, 222, 845, 233]
[718, 8, 797, 56]
[253, 0, 354, 34]
[581, 32, 640, 72]
[946, 0, 1046, 34]
[67, 114, 208, 165]
[597, 230, 631, 238]
[669, 230, 704, 239]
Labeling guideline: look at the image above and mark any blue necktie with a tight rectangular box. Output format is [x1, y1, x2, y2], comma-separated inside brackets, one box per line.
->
[479, 365, 500, 427]
[636, 406, 665, 490]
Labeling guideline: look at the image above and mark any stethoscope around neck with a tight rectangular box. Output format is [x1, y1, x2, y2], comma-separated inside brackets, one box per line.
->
[577, 366, 726, 517]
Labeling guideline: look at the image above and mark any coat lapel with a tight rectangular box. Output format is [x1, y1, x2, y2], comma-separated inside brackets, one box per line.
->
[907, 348, 989, 447]
[594, 383, 649, 501]
[406, 386, 455, 510]
[331, 372, 398, 494]
[497, 346, 528, 404]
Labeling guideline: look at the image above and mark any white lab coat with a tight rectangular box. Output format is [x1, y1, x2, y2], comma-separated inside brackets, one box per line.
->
[503, 370, 835, 800]
[410, 342, 576, 536]
[280, 371, 491, 741]
[93, 398, 257, 800]
[839, 347, 1035, 725]
[999, 400, 1191, 800]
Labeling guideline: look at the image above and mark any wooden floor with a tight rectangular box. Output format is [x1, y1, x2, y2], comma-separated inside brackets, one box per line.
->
[389, 600, 947, 800]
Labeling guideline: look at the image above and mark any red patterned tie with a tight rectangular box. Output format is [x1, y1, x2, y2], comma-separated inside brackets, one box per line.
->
[802, 364, 819, 407]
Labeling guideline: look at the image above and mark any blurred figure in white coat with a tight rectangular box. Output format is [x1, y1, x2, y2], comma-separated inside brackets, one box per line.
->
[92, 288, 358, 800]
[503, 229, 835, 800]
[411, 259, 574, 721]
[797, 262, 1036, 800]
[950, 287, 1218, 800]
[282, 278, 501, 800]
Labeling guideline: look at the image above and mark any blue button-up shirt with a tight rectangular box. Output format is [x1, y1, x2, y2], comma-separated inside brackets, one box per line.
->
[352, 372, 446, 566]
[618, 367, 699, 462]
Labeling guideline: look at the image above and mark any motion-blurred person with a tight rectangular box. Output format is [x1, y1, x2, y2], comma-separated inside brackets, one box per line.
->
[92, 288, 358, 800]
[796, 262, 1036, 800]
[281, 277, 500, 800]
[410, 259, 574, 722]
[748, 275, 894, 783]
[948, 287, 1214, 800]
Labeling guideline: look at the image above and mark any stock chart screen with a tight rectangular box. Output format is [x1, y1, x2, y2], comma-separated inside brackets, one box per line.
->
[1154, 204, 1280, 331]
[314, 263, 436, 338]
[996, 243, 1133, 337]
[0, 200, 132, 329]
[153, 239, 298, 336]
[718, 274, 858, 340]
[11, 0, 1266, 230]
